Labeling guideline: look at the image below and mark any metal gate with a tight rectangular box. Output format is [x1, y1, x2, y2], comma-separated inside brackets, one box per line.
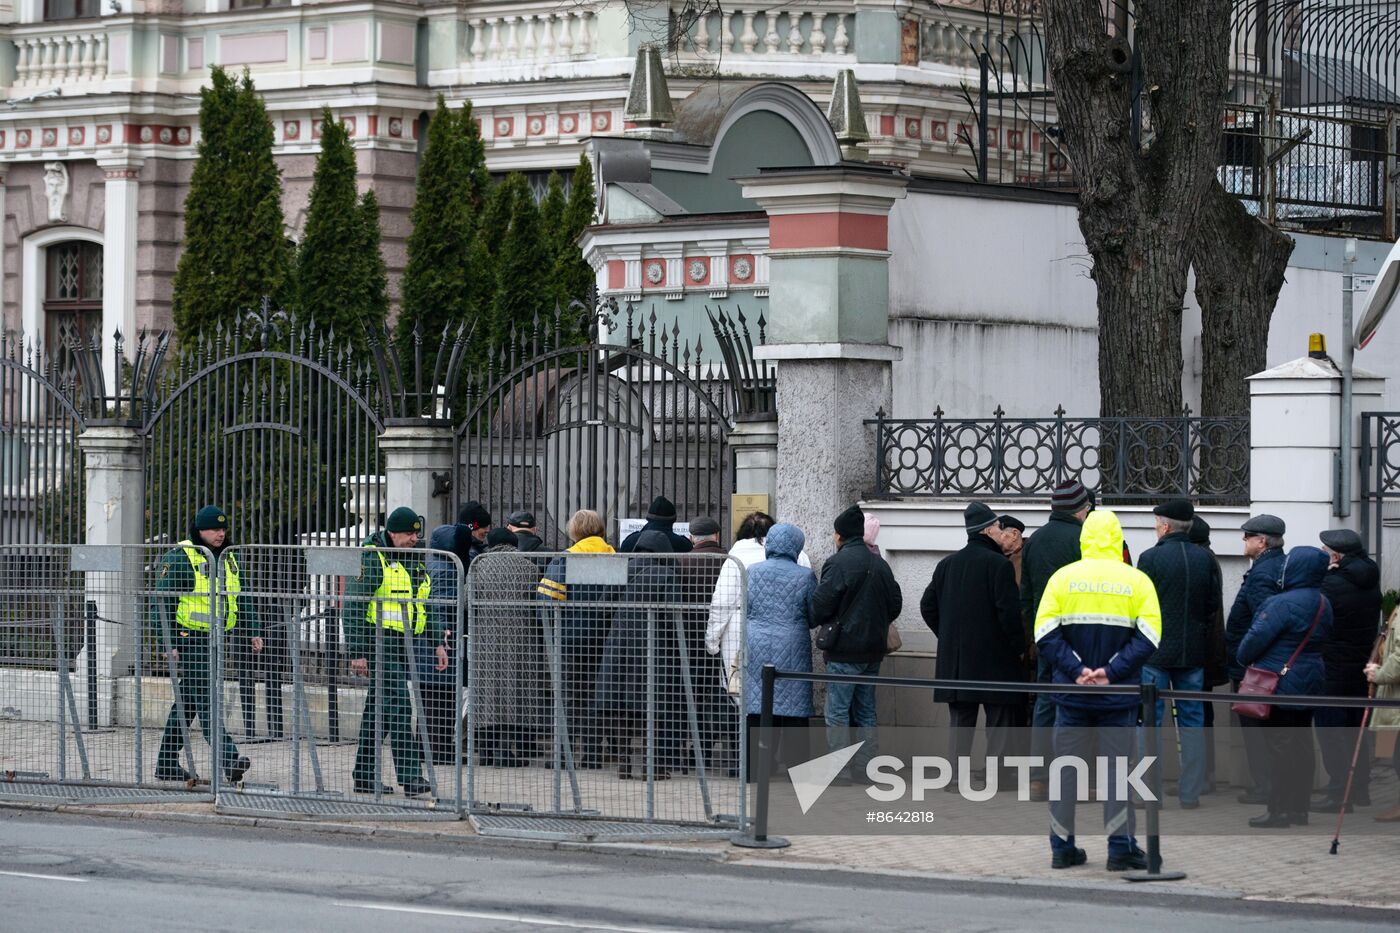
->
[454, 304, 735, 547]
[141, 320, 386, 549]
[0, 337, 86, 549]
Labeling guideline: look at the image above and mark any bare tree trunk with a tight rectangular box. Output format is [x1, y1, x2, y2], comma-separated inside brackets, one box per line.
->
[1194, 182, 1294, 418]
[1044, 0, 1232, 418]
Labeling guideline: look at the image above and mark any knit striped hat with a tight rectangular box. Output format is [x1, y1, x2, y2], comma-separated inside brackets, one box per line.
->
[1051, 479, 1090, 512]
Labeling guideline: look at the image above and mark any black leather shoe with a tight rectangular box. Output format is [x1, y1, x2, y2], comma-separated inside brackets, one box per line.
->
[401, 779, 432, 798]
[353, 781, 394, 795]
[154, 766, 191, 782]
[1106, 847, 1148, 871]
[1248, 812, 1292, 828]
[1051, 847, 1086, 869]
[226, 756, 251, 783]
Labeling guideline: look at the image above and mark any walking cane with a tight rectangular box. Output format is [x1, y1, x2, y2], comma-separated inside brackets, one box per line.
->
[1330, 623, 1389, 855]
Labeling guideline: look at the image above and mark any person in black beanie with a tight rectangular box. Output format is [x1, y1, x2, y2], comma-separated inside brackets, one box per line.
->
[922, 501, 1026, 777]
[812, 504, 902, 783]
[619, 495, 693, 553]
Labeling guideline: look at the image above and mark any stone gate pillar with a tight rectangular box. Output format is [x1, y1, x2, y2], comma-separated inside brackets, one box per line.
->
[380, 423, 456, 531]
[738, 165, 908, 565]
[78, 423, 145, 722]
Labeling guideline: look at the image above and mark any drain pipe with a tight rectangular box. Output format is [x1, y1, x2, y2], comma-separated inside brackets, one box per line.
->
[1338, 237, 1357, 518]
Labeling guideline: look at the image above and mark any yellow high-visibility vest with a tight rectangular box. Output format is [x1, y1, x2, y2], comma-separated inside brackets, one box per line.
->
[366, 547, 428, 635]
[174, 541, 239, 632]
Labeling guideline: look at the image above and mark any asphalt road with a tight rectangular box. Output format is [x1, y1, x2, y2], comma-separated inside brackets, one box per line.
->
[1, 810, 1396, 932]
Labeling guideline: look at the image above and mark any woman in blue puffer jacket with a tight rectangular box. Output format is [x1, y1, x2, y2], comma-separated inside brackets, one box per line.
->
[1237, 545, 1333, 829]
[744, 524, 818, 719]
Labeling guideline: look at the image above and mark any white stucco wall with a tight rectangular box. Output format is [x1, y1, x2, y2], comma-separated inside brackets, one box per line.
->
[888, 183, 1398, 418]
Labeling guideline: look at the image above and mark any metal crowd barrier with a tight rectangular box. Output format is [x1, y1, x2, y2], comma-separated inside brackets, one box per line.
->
[466, 550, 747, 839]
[209, 544, 465, 821]
[0, 543, 216, 804]
[740, 665, 1400, 881]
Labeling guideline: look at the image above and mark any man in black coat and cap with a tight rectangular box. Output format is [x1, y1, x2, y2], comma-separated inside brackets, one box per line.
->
[1313, 528, 1382, 812]
[507, 511, 545, 552]
[457, 500, 493, 564]
[1136, 498, 1220, 809]
[922, 501, 1027, 771]
[619, 496, 693, 553]
[1227, 512, 1286, 805]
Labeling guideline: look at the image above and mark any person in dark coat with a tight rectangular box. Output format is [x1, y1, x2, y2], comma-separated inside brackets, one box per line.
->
[417, 523, 472, 762]
[537, 509, 618, 768]
[596, 529, 683, 779]
[618, 496, 693, 554]
[1238, 545, 1332, 828]
[677, 517, 734, 773]
[1021, 479, 1091, 798]
[812, 505, 902, 780]
[921, 502, 1026, 769]
[506, 511, 545, 553]
[1313, 528, 1382, 812]
[1190, 517, 1228, 793]
[1226, 513, 1287, 805]
[1136, 499, 1221, 808]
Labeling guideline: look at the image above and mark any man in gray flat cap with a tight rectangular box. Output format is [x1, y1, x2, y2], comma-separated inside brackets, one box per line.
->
[1313, 528, 1382, 812]
[1225, 514, 1286, 805]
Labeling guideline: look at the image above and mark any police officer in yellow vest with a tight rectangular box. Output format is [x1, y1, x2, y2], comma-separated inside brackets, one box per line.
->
[346, 506, 446, 796]
[154, 505, 260, 783]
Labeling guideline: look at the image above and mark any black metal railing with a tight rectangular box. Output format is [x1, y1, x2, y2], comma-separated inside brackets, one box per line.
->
[1359, 411, 1400, 568]
[868, 407, 1250, 502]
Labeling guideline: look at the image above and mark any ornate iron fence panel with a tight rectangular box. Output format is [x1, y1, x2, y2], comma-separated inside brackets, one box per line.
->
[455, 305, 735, 548]
[140, 320, 386, 695]
[1360, 411, 1400, 570]
[870, 408, 1250, 503]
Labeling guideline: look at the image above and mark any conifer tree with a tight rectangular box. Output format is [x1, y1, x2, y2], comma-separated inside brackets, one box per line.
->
[488, 173, 548, 352]
[399, 96, 475, 343]
[172, 67, 290, 341]
[551, 154, 598, 342]
[294, 107, 384, 351]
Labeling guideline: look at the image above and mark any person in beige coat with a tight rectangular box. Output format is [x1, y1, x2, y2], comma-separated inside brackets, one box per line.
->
[1365, 609, 1400, 822]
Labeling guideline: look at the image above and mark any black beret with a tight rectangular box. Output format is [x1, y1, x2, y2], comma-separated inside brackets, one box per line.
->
[997, 515, 1025, 532]
[1153, 499, 1195, 522]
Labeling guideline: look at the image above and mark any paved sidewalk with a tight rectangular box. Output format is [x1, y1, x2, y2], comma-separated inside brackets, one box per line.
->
[6, 791, 1399, 910]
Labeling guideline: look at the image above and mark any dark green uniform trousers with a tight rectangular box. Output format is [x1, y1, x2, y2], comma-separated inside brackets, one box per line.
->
[352, 656, 422, 786]
[156, 635, 240, 775]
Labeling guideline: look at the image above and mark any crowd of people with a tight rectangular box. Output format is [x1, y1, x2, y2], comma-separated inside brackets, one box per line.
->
[149, 487, 1400, 865]
[922, 479, 1400, 870]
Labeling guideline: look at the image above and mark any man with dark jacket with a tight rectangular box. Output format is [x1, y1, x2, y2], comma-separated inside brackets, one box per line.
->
[1191, 517, 1228, 793]
[506, 511, 545, 552]
[1313, 528, 1382, 812]
[678, 517, 731, 772]
[1226, 513, 1287, 805]
[1035, 509, 1161, 871]
[458, 500, 493, 558]
[619, 496, 694, 554]
[813, 504, 902, 780]
[1021, 479, 1091, 798]
[1136, 499, 1221, 809]
[922, 502, 1026, 770]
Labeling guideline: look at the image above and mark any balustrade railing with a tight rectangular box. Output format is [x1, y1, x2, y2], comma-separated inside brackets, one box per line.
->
[463, 3, 599, 66]
[9, 28, 109, 88]
[671, 4, 855, 59]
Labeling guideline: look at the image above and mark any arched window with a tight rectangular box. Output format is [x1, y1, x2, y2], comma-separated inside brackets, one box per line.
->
[43, 240, 102, 362]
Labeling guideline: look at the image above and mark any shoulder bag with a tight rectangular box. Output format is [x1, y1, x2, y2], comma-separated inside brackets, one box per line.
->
[1231, 595, 1325, 721]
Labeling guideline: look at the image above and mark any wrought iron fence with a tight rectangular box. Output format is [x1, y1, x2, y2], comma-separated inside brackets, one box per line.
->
[868, 407, 1250, 502]
[1359, 411, 1400, 569]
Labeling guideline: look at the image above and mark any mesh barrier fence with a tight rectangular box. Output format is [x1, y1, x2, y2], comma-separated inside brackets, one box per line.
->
[467, 549, 747, 829]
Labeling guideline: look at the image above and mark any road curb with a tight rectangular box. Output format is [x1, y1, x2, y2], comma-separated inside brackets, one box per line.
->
[0, 800, 727, 863]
